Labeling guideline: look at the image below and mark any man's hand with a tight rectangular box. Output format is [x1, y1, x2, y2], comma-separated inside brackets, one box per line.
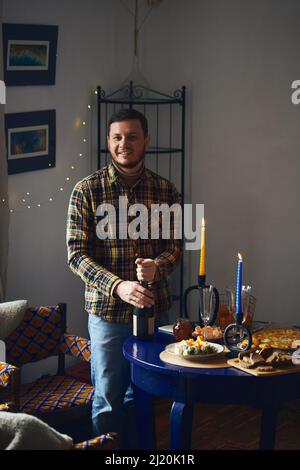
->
[135, 258, 157, 283]
[115, 280, 155, 309]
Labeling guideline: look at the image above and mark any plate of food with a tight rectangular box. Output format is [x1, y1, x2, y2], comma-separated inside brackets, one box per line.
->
[240, 327, 300, 350]
[165, 337, 224, 362]
[192, 325, 223, 342]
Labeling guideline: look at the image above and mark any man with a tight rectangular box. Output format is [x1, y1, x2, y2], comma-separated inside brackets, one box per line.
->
[66, 108, 182, 448]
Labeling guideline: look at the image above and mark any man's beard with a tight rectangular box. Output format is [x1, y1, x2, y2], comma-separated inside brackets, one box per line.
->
[111, 145, 146, 170]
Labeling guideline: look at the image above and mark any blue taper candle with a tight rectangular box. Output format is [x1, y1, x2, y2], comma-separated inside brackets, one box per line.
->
[236, 253, 243, 314]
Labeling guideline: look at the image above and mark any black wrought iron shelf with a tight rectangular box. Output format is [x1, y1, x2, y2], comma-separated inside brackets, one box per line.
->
[98, 98, 182, 105]
[97, 81, 186, 315]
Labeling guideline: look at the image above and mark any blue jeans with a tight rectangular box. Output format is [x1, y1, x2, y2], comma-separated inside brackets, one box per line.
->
[88, 313, 168, 449]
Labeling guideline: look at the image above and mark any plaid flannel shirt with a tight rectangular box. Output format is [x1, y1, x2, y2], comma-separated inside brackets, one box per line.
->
[66, 163, 182, 323]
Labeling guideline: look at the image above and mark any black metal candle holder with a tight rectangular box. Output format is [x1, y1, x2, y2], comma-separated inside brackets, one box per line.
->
[223, 310, 252, 355]
[183, 275, 219, 327]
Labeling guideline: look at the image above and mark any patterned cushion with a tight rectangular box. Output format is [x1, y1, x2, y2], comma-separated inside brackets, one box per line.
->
[5, 306, 63, 366]
[61, 334, 91, 362]
[0, 362, 18, 388]
[20, 375, 94, 414]
[73, 434, 115, 450]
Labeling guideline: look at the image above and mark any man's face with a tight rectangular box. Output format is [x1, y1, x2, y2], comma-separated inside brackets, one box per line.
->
[107, 119, 150, 170]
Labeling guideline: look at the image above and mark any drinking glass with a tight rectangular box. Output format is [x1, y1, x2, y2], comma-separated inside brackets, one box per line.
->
[226, 288, 235, 316]
[217, 289, 235, 330]
[198, 285, 214, 327]
[242, 285, 254, 327]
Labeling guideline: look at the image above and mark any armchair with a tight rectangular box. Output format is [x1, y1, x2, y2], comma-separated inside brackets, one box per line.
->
[0, 410, 115, 450]
[0, 303, 111, 446]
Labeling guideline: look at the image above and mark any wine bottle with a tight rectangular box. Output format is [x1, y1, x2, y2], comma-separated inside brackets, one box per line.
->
[133, 305, 155, 340]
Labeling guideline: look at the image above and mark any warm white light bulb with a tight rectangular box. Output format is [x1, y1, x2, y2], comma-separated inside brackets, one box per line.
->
[66, 177, 70, 181]
[26, 192, 30, 196]
[49, 197, 53, 201]
[60, 187, 64, 191]
[1, 198, 5, 203]
[87, 104, 91, 109]
[71, 165, 75, 169]
[83, 138, 87, 143]
[37, 204, 41, 207]
[22, 199, 26, 203]
[27, 205, 31, 209]
[10, 209, 13, 213]
[82, 121, 86, 126]
[79, 153, 83, 157]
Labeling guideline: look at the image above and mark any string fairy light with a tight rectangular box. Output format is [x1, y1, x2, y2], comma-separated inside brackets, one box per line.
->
[1, 94, 94, 214]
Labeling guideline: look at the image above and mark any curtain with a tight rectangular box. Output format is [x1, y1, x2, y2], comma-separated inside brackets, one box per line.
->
[0, 0, 9, 301]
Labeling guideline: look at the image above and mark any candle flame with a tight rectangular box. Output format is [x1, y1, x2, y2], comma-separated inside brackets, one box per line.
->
[202, 218, 205, 227]
[238, 253, 243, 261]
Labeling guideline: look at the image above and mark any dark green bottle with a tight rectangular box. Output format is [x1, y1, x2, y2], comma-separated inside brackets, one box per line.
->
[133, 305, 155, 340]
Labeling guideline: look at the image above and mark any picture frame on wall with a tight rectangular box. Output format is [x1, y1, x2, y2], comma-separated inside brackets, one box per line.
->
[5, 110, 56, 175]
[2, 23, 58, 86]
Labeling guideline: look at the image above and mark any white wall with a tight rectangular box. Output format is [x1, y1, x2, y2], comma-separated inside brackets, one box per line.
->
[4, 0, 300, 380]
[3, 0, 134, 379]
[143, 0, 300, 324]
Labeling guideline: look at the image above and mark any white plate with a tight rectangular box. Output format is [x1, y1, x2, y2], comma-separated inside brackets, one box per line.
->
[165, 342, 224, 362]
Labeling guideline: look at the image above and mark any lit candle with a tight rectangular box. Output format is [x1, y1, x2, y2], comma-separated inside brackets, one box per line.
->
[236, 253, 243, 314]
[198, 218, 206, 276]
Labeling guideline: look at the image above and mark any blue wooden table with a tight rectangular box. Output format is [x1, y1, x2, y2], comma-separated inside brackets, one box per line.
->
[123, 333, 300, 450]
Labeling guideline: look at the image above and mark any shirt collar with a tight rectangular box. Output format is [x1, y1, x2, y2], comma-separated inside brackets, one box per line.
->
[107, 162, 152, 186]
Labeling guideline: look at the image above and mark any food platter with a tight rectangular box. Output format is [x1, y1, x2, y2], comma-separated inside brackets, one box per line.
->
[165, 342, 224, 362]
[240, 327, 300, 350]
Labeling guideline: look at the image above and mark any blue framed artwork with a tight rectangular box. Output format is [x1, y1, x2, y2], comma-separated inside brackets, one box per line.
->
[5, 110, 56, 175]
[2, 23, 58, 86]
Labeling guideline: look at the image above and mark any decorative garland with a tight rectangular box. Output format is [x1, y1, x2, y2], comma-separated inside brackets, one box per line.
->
[1, 92, 96, 215]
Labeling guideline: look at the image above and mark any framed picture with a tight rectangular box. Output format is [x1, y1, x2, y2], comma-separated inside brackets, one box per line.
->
[5, 110, 56, 175]
[2, 23, 58, 86]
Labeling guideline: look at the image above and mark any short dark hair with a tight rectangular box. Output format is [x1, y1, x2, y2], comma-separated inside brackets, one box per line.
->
[108, 108, 148, 137]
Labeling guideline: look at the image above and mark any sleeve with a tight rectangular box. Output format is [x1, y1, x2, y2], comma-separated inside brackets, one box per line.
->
[66, 181, 122, 297]
[153, 182, 183, 280]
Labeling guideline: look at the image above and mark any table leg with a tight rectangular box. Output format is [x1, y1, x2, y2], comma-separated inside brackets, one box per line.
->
[259, 403, 279, 450]
[133, 384, 156, 450]
[170, 401, 193, 449]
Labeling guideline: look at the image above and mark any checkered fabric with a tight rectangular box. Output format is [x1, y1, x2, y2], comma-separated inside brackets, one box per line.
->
[0, 362, 18, 388]
[61, 333, 91, 362]
[20, 375, 94, 414]
[5, 306, 63, 367]
[67, 162, 182, 322]
[73, 434, 115, 450]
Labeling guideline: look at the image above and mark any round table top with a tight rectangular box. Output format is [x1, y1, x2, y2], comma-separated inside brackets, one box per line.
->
[123, 332, 300, 403]
[123, 332, 257, 378]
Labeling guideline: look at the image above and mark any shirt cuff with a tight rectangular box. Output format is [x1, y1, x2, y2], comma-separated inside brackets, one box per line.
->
[110, 279, 124, 298]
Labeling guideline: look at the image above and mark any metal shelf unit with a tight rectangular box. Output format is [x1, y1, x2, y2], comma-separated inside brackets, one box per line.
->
[97, 81, 186, 314]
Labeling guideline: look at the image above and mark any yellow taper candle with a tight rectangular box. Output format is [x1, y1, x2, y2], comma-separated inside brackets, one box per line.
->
[199, 218, 206, 276]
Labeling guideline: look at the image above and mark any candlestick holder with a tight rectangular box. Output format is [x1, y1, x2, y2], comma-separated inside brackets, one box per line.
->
[223, 310, 252, 355]
[183, 275, 219, 327]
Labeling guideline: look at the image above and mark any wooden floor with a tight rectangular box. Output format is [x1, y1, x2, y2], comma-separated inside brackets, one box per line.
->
[154, 398, 300, 450]
[65, 362, 300, 450]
